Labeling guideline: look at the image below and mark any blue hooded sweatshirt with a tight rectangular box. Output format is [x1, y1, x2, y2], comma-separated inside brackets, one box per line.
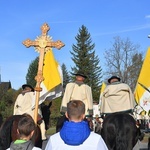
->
[60, 120, 91, 146]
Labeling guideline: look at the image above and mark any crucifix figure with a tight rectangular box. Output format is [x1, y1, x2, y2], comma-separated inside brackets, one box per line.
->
[23, 23, 65, 123]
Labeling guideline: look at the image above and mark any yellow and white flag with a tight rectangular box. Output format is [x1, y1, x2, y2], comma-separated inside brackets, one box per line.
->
[100, 82, 106, 93]
[99, 82, 106, 105]
[134, 47, 150, 113]
[32, 49, 63, 108]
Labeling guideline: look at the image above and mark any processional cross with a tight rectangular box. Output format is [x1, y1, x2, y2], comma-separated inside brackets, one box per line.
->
[23, 23, 65, 123]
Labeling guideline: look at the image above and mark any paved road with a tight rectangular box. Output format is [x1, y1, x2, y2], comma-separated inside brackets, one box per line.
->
[42, 135, 50, 150]
[42, 139, 48, 150]
[133, 140, 148, 150]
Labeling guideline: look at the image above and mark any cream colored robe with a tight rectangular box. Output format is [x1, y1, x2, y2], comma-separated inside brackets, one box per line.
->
[13, 91, 46, 140]
[13, 92, 34, 117]
[60, 83, 93, 115]
[13, 92, 43, 117]
[100, 83, 135, 114]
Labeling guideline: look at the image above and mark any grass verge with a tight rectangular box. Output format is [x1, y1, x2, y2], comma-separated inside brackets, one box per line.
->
[46, 127, 56, 135]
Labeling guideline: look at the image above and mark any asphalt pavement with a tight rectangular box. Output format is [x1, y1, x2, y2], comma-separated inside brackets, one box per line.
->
[133, 140, 148, 150]
[42, 135, 50, 150]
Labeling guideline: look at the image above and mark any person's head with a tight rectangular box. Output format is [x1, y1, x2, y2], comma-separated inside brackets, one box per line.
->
[65, 100, 85, 122]
[22, 84, 34, 92]
[108, 76, 121, 84]
[76, 75, 85, 82]
[73, 71, 87, 82]
[17, 114, 35, 140]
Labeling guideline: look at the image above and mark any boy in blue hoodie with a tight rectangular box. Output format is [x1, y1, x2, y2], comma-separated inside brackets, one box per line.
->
[45, 100, 108, 150]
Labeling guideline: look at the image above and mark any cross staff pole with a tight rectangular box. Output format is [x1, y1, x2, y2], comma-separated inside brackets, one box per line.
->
[23, 23, 65, 123]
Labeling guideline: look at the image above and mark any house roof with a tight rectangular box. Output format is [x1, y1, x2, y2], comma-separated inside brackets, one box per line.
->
[0, 81, 12, 91]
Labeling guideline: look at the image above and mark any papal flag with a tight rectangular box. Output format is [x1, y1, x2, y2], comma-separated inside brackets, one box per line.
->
[134, 47, 150, 113]
[99, 82, 106, 105]
[32, 49, 63, 108]
[100, 82, 106, 93]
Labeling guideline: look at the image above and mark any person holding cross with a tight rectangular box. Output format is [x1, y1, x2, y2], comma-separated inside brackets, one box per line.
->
[13, 84, 35, 117]
[21, 23, 65, 142]
[13, 84, 47, 141]
[22, 23, 64, 136]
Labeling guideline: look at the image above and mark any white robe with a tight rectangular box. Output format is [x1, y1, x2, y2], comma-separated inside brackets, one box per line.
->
[60, 83, 93, 115]
[45, 132, 108, 150]
[13, 92, 34, 117]
[13, 91, 46, 140]
[100, 83, 135, 114]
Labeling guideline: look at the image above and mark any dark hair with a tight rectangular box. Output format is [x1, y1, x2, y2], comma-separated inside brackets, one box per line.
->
[67, 100, 85, 120]
[18, 115, 35, 137]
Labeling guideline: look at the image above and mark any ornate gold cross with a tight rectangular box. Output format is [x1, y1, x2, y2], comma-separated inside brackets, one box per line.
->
[23, 23, 65, 123]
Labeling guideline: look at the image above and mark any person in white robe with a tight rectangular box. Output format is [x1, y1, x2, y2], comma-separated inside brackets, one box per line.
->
[13, 84, 47, 140]
[60, 71, 93, 116]
[100, 76, 135, 115]
[56, 71, 93, 132]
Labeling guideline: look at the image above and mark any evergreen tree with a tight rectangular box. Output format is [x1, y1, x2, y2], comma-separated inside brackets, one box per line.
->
[61, 63, 70, 89]
[26, 57, 39, 88]
[70, 25, 102, 102]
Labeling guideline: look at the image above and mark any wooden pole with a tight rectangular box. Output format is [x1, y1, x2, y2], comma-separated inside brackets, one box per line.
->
[23, 23, 64, 123]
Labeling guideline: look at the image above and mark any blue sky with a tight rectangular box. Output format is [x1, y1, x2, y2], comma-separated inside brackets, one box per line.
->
[0, 0, 150, 90]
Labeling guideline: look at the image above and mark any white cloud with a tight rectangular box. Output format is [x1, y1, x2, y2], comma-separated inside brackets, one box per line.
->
[93, 24, 150, 37]
[145, 15, 150, 19]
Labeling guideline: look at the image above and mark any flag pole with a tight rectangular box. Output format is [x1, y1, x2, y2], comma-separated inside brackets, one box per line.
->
[23, 23, 64, 123]
[34, 48, 45, 123]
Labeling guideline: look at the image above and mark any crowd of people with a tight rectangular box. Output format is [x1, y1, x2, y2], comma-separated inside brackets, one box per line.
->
[1, 70, 146, 149]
